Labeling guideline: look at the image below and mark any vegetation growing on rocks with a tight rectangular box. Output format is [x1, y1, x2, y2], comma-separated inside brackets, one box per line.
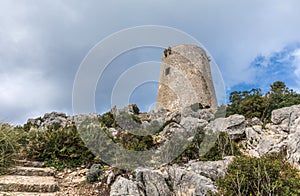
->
[226, 81, 300, 122]
[25, 126, 96, 170]
[98, 112, 116, 128]
[217, 152, 300, 195]
[1, 81, 300, 195]
[175, 131, 241, 163]
[0, 124, 26, 174]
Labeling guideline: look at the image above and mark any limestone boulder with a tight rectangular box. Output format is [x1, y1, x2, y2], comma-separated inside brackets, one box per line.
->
[27, 112, 72, 130]
[287, 129, 300, 170]
[271, 104, 300, 133]
[73, 113, 99, 127]
[255, 134, 288, 156]
[245, 126, 263, 149]
[110, 176, 142, 196]
[166, 165, 218, 195]
[186, 156, 234, 180]
[205, 114, 246, 140]
[135, 168, 171, 196]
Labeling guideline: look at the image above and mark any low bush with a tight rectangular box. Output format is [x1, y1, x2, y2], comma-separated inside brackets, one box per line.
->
[117, 131, 154, 151]
[87, 164, 103, 183]
[201, 132, 241, 161]
[175, 131, 240, 163]
[0, 124, 26, 174]
[217, 153, 300, 195]
[25, 126, 95, 170]
[99, 112, 116, 128]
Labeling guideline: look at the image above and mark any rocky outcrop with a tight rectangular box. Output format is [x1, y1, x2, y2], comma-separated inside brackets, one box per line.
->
[26, 112, 99, 131]
[27, 112, 69, 130]
[23, 104, 300, 195]
[204, 114, 246, 140]
[135, 168, 171, 196]
[287, 130, 300, 170]
[186, 156, 234, 180]
[109, 156, 233, 196]
[271, 105, 300, 169]
[243, 105, 300, 169]
[166, 165, 217, 195]
[110, 176, 142, 196]
[271, 104, 300, 133]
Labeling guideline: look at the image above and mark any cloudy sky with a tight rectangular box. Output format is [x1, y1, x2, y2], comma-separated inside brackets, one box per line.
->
[1, 0, 300, 124]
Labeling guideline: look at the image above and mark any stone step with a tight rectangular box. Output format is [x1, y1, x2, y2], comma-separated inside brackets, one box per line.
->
[9, 167, 55, 177]
[0, 175, 59, 193]
[14, 160, 45, 168]
[0, 192, 57, 196]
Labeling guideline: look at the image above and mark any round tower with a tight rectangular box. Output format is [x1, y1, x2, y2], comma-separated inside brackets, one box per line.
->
[156, 44, 217, 111]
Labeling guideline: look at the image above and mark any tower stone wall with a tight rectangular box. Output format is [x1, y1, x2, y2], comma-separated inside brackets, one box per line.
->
[156, 44, 217, 111]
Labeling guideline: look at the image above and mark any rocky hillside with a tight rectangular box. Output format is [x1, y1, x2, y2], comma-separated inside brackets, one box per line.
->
[14, 103, 300, 195]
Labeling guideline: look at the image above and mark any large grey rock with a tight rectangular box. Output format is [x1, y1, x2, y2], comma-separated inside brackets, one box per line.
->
[73, 113, 99, 127]
[149, 108, 168, 122]
[249, 117, 263, 126]
[198, 109, 215, 122]
[180, 117, 208, 133]
[161, 122, 187, 141]
[27, 111, 73, 130]
[186, 156, 234, 180]
[245, 126, 263, 149]
[135, 168, 171, 196]
[243, 105, 300, 163]
[287, 130, 300, 170]
[111, 104, 140, 116]
[225, 115, 246, 138]
[165, 110, 182, 123]
[166, 165, 218, 195]
[255, 134, 288, 156]
[110, 176, 142, 196]
[115, 112, 141, 131]
[180, 107, 214, 122]
[271, 105, 300, 133]
[205, 114, 246, 140]
[265, 123, 288, 133]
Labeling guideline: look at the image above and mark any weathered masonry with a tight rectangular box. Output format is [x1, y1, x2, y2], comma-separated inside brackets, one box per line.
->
[156, 44, 217, 111]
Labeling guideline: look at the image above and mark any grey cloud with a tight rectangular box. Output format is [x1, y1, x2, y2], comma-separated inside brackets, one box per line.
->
[1, 0, 300, 124]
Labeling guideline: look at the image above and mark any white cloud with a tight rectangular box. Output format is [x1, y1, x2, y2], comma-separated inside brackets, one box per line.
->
[0, 68, 60, 123]
[1, 0, 300, 123]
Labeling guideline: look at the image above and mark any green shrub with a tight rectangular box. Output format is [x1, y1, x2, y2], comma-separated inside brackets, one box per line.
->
[117, 132, 154, 151]
[25, 126, 95, 170]
[115, 112, 142, 130]
[0, 124, 26, 174]
[23, 122, 33, 132]
[131, 104, 140, 114]
[87, 164, 103, 183]
[46, 122, 62, 131]
[157, 120, 176, 134]
[201, 132, 241, 161]
[175, 131, 240, 163]
[99, 112, 116, 128]
[130, 114, 142, 124]
[217, 153, 300, 195]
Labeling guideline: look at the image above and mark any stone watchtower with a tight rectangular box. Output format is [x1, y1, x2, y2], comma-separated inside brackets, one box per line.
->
[156, 44, 217, 112]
